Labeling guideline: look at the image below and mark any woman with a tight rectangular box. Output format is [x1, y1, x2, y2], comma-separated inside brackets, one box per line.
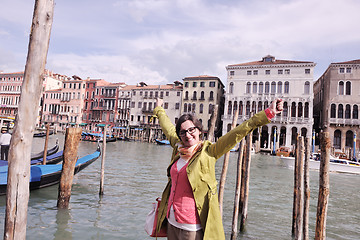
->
[154, 98, 283, 240]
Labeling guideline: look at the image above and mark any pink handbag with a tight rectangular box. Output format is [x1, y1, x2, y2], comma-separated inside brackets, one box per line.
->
[145, 197, 167, 237]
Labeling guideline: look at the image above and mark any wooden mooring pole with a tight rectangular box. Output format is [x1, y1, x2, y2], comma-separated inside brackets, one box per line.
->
[99, 126, 107, 196]
[57, 127, 82, 208]
[292, 135, 304, 239]
[42, 123, 50, 165]
[303, 137, 311, 240]
[239, 132, 252, 232]
[315, 132, 331, 240]
[231, 139, 245, 240]
[207, 105, 218, 142]
[4, 1, 54, 239]
[218, 108, 238, 217]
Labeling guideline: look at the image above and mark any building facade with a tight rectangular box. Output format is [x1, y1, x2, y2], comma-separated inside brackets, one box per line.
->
[182, 75, 225, 140]
[314, 59, 360, 157]
[223, 55, 316, 150]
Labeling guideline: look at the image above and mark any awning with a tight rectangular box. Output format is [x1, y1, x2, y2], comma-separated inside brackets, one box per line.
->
[97, 124, 106, 127]
[79, 123, 88, 126]
[113, 127, 126, 129]
[69, 123, 76, 126]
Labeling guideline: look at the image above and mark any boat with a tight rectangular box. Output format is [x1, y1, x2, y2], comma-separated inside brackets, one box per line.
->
[31, 141, 59, 160]
[276, 146, 292, 157]
[0, 147, 101, 195]
[155, 139, 170, 145]
[280, 155, 360, 175]
[0, 150, 64, 167]
[33, 130, 54, 137]
[82, 132, 116, 142]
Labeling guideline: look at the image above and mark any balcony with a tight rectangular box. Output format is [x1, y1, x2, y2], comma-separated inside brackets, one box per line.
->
[329, 118, 360, 126]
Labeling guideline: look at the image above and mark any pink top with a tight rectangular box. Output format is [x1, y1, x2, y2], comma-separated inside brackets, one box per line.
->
[167, 160, 201, 224]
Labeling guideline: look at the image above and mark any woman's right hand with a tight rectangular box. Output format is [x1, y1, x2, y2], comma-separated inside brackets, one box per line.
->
[156, 98, 163, 107]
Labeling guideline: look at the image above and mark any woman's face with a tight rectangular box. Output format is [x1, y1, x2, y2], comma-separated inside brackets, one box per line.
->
[179, 120, 200, 147]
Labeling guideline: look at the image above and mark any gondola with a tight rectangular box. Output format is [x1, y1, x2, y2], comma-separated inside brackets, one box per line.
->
[81, 132, 117, 142]
[31, 141, 59, 160]
[0, 146, 101, 195]
[33, 130, 54, 137]
[155, 139, 170, 145]
[0, 150, 64, 167]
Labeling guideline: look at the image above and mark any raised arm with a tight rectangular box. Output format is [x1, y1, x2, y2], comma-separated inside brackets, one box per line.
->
[153, 98, 179, 147]
[208, 98, 283, 159]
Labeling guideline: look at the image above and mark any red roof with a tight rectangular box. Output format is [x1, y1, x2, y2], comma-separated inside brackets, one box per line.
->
[228, 55, 314, 67]
[332, 59, 360, 65]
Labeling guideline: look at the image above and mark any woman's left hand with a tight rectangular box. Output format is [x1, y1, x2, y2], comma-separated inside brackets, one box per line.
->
[269, 98, 284, 115]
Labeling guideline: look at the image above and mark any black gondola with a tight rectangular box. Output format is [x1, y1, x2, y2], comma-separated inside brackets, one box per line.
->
[31, 141, 59, 160]
[33, 130, 54, 137]
[0, 147, 101, 195]
[0, 150, 64, 167]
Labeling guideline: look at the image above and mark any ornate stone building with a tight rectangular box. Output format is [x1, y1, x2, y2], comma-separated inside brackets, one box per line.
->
[223, 55, 316, 150]
[314, 59, 360, 157]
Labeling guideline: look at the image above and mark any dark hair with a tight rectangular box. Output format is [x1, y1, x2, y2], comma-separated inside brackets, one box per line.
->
[176, 114, 203, 138]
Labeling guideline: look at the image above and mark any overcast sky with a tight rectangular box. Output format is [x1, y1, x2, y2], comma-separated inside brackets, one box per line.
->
[1, 0, 360, 87]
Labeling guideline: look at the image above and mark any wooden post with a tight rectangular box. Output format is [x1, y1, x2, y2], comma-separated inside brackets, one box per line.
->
[42, 124, 50, 165]
[292, 135, 304, 239]
[231, 139, 245, 240]
[4, 1, 54, 239]
[207, 105, 218, 142]
[57, 127, 82, 208]
[303, 137, 311, 240]
[99, 126, 106, 196]
[218, 108, 238, 217]
[315, 132, 331, 240]
[239, 132, 252, 232]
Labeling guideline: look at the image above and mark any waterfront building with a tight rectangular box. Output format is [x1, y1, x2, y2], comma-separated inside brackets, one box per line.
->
[182, 75, 225, 140]
[117, 85, 136, 127]
[0, 70, 64, 128]
[128, 82, 183, 140]
[314, 59, 360, 157]
[223, 55, 316, 151]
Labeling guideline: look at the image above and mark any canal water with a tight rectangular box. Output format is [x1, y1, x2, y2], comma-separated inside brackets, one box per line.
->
[0, 134, 359, 239]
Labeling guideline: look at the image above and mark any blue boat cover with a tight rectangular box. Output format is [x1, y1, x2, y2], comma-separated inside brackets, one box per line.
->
[0, 150, 100, 185]
[0, 151, 63, 167]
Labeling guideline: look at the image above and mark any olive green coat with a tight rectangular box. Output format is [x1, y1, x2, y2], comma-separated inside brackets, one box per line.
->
[154, 106, 270, 240]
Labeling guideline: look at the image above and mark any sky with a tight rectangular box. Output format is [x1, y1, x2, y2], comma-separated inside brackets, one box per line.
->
[1, 0, 360, 87]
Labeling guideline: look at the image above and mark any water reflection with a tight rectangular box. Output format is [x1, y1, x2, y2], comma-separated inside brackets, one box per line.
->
[54, 209, 72, 240]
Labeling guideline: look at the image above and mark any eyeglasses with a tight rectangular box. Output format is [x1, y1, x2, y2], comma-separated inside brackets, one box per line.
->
[179, 127, 198, 137]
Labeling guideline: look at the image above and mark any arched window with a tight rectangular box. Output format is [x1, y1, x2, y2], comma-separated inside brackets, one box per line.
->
[304, 81, 310, 94]
[334, 130, 341, 149]
[200, 91, 205, 100]
[184, 103, 187, 112]
[346, 81, 351, 95]
[345, 104, 351, 119]
[252, 101, 256, 113]
[227, 124, 232, 132]
[291, 102, 296, 117]
[258, 101, 263, 112]
[338, 104, 343, 118]
[346, 130, 354, 147]
[330, 104, 336, 118]
[264, 101, 269, 109]
[239, 101, 243, 116]
[185, 91, 189, 99]
[227, 101, 232, 115]
[200, 104, 204, 113]
[284, 81, 290, 93]
[271, 82, 276, 93]
[298, 102, 303, 117]
[208, 104, 213, 114]
[229, 82, 234, 94]
[338, 81, 344, 95]
[233, 101, 238, 114]
[246, 82, 251, 93]
[259, 82, 264, 93]
[253, 82, 257, 93]
[246, 101, 250, 115]
[283, 102, 288, 117]
[192, 103, 196, 113]
[277, 82, 282, 93]
[192, 91, 197, 100]
[304, 102, 309, 118]
[353, 105, 358, 119]
[209, 91, 214, 100]
[188, 103, 192, 112]
[265, 82, 270, 93]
